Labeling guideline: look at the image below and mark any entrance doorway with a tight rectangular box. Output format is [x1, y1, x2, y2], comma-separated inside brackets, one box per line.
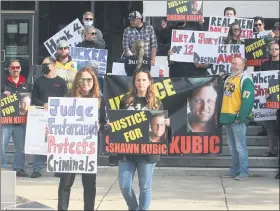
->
[1, 12, 34, 84]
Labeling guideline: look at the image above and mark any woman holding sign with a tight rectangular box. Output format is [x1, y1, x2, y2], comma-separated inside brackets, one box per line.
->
[116, 68, 170, 211]
[57, 67, 106, 211]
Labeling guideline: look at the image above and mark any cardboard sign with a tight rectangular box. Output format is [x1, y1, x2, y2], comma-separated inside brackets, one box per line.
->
[102, 75, 223, 156]
[1, 93, 31, 124]
[25, 107, 48, 155]
[166, 1, 203, 22]
[47, 97, 99, 173]
[266, 78, 280, 109]
[107, 110, 169, 155]
[44, 19, 84, 58]
[208, 16, 254, 39]
[253, 30, 273, 39]
[245, 38, 269, 66]
[69, 47, 108, 75]
[170, 30, 223, 62]
[252, 70, 279, 121]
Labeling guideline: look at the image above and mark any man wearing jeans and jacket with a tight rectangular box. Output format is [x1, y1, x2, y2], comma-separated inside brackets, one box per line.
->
[220, 57, 254, 180]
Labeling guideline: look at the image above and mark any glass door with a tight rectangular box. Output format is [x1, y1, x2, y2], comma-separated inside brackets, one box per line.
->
[1, 13, 34, 84]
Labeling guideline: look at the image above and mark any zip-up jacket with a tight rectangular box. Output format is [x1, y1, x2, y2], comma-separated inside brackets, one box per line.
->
[1, 75, 30, 94]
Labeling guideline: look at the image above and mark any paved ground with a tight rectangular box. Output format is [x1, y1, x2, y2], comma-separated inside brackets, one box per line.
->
[9, 167, 280, 210]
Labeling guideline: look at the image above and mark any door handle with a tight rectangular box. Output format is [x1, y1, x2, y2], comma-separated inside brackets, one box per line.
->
[1, 50, 5, 63]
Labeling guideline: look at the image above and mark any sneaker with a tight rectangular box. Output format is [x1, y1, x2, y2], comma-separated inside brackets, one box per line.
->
[275, 172, 279, 179]
[221, 173, 236, 178]
[262, 152, 277, 157]
[30, 171, 42, 178]
[16, 169, 29, 177]
[235, 175, 249, 180]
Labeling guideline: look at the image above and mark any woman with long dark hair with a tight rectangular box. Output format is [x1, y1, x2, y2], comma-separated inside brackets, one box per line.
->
[223, 22, 244, 44]
[57, 67, 106, 211]
[116, 68, 170, 210]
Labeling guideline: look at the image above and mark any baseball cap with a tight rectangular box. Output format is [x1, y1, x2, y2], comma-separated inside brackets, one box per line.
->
[128, 11, 142, 20]
[57, 40, 69, 49]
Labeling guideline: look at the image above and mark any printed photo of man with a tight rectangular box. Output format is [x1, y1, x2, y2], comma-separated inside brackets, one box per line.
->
[191, 0, 203, 15]
[19, 94, 31, 116]
[149, 112, 168, 143]
[186, 80, 218, 132]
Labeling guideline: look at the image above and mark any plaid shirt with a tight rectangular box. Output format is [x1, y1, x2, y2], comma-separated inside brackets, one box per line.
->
[122, 23, 157, 58]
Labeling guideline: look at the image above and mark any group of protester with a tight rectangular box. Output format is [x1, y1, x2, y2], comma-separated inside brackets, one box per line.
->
[1, 7, 279, 211]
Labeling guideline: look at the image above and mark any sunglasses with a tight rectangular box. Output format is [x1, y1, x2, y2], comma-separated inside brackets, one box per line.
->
[254, 23, 262, 27]
[78, 78, 93, 84]
[10, 66, 20, 70]
[91, 32, 97, 35]
[270, 48, 279, 51]
[85, 18, 93, 21]
[233, 28, 241, 32]
[58, 47, 68, 50]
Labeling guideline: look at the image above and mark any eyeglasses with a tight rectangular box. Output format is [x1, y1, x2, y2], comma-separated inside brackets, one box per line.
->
[233, 28, 241, 32]
[270, 48, 279, 51]
[10, 66, 20, 70]
[78, 78, 93, 84]
[58, 47, 68, 50]
[85, 18, 93, 21]
[91, 32, 97, 35]
[255, 23, 262, 27]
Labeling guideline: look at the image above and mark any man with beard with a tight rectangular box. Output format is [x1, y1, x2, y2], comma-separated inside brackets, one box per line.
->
[220, 57, 254, 180]
[149, 113, 168, 143]
[55, 40, 77, 91]
[186, 81, 218, 132]
[1, 59, 30, 177]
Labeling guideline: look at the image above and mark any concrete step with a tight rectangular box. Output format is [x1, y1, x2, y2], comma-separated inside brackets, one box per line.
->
[222, 125, 263, 136]
[222, 135, 269, 146]
[221, 146, 273, 156]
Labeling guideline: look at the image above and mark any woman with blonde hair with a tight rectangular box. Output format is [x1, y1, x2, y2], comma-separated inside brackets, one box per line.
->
[57, 67, 106, 211]
[116, 68, 170, 210]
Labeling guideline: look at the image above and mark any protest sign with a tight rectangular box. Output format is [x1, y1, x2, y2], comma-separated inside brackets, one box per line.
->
[44, 19, 84, 58]
[170, 30, 223, 62]
[1, 93, 31, 124]
[102, 75, 223, 156]
[252, 70, 279, 121]
[208, 16, 254, 39]
[245, 38, 269, 66]
[25, 106, 48, 155]
[69, 47, 108, 75]
[253, 30, 273, 39]
[166, 1, 203, 22]
[107, 110, 169, 155]
[47, 97, 99, 173]
[111, 62, 162, 77]
[266, 78, 280, 109]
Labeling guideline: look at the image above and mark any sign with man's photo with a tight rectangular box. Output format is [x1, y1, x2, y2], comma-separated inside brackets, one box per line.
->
[44, 18, 84, 58]
[208, 16, 254, 39]
[102, 75, 223, 156]
[107, 110, 169, 155]
[245, 38, 269, 66]
[166, 1, 203, 22]
[1, 93, 31, 124]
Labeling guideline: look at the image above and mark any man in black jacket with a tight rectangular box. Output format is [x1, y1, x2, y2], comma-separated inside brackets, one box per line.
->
[1, 59, 30, 177]
[30, 56, 68, 178]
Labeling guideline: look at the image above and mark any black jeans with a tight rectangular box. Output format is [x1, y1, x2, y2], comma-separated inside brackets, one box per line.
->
[58, 173, 96, 211]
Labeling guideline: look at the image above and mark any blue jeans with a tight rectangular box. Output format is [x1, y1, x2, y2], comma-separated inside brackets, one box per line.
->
[225, 122, 249, 177]
[1, 124, 26, 170]
[118, 160, 156, 211]
[33, 155, 46, 172]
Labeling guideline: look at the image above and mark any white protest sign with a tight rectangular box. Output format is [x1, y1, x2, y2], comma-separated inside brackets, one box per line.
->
[44, 19, 84, 58]
[170, 30, 223, 62]
[47, 97, 99, 174]
[111, 62, 161, 77]
[24, 106, 48, 155]
[193, 44, 245, 75]
[208, 16, 254, 39]
[69, 47, 108, 75]
[253, 30, 273, 38]
[251, 70, 279, 121]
